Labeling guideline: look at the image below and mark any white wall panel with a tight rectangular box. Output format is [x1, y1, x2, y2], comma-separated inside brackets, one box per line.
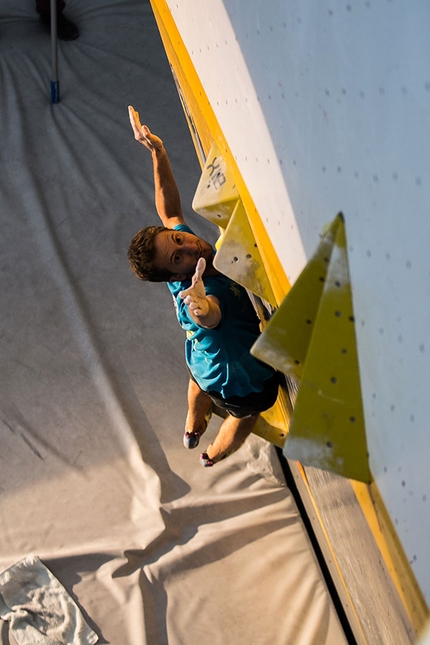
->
[167, 0, 430, 601]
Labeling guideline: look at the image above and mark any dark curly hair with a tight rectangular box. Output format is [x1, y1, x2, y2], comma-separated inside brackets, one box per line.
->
[128, 225, 171, 282]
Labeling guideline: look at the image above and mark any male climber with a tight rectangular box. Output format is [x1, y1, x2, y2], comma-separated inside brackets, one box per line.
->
[127, 106, 279, 467]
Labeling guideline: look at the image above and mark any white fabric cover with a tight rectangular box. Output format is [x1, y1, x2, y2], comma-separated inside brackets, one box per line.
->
[0, 555, 98, 645]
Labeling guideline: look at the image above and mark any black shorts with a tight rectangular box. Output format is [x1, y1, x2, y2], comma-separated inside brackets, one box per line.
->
[190, 370, 280, 419]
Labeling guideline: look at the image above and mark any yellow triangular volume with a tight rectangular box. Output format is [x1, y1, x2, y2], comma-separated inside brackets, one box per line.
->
[251, 215, 340, 379]
[253, 383, 293, 448]
[192, 141, 239, 228]
[213, 201, 277, 306]
[252, 214, 371, 482]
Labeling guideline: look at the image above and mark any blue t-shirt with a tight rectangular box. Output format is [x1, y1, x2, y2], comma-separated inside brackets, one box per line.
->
[167, 224, 275, 399]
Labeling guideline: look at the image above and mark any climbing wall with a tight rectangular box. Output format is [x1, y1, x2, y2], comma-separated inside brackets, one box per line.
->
[153, 1, 430, 616]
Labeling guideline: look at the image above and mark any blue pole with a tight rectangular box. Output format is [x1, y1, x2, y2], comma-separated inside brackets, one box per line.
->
[50, 0, 59, 103]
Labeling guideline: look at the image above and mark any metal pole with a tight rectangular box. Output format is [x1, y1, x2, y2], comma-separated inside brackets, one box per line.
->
[50, 0, 59, 103]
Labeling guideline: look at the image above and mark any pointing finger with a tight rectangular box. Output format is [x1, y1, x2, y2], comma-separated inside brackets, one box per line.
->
[193, 257, 206, 284]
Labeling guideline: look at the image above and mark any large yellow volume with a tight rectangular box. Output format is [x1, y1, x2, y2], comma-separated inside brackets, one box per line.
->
[252, 214, 371, 482]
